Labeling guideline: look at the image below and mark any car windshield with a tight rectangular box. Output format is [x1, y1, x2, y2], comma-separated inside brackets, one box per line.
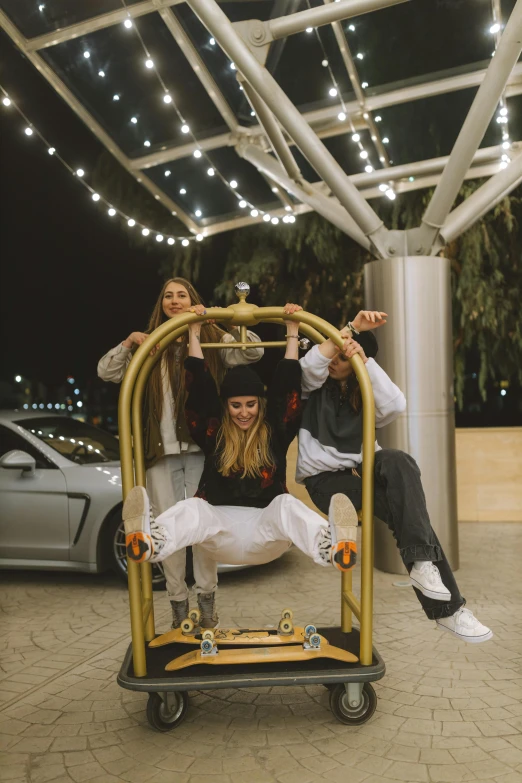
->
[15, 417, 120, 465]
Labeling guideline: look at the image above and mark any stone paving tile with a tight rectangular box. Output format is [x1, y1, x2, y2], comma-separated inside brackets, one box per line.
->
[1, 523, 521, 783]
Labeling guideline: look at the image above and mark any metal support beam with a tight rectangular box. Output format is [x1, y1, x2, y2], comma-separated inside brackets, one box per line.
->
[440, 149, 522, 245]
[240, 81, 303, 182]
[265, 0, 409, 43]
[0, 9, 199, 234]
[186, 0, 388, 255]
[159, 7, 238, 132]
[421, 0, 522, 242]
[238, 141, 371, 248]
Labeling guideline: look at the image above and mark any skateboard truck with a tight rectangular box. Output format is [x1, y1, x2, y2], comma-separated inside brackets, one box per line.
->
[200, 630, 218, 657]
[303, 625, 321, 650]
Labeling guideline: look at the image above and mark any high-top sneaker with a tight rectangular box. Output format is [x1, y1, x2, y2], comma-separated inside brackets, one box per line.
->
[197, 592, 219, 629]
[170, 599, 189, 630]
[122, 486, 168, 563]
[328, 493, 358, 572]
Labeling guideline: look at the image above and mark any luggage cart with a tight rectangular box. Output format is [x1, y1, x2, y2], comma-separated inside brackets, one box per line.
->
[117, 282, 385, 730]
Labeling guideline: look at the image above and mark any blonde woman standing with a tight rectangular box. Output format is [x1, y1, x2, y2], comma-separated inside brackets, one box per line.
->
[98, 278, 263, 628]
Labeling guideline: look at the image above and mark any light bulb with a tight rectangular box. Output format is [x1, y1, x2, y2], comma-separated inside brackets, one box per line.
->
[239, 200, 247, 208]
[349, 24, 355, 31]
[2, 97, 11, 106]
[207, 167, 214, 176]
[283, 216, 290, 223]
[39, 3, 45, 9]
[378, 184, 388, 192]
[195, 209, 202, 217]
[271, 217, 279, 225]
[329, 88, 338, 97]
[306, 27, 313, 33]
[76, 168, 85, 177]
[250, 111, 255, 116]
[144, 140, 151, 147]
[48, 147, 55, 155]
[250, 209, 258, 217]
[167, 237, 175, 245]
[271, 187, 278, 193]
[263, 214, 271, 222]
[180, 188, 186, 194]
[156, 234, 163, 242]
[163, 94, 172, 103]
[351, 133, 360, 142]
[379, 156, 385, 162]
[193, 150, 202, 158]
[365, 165, 373, 173]
[385, 189, 396, 200]
[131, 116, 137, 124]
[98, 70, 105, 77]
[409, 176, 415, 182]
[361, 81, 368, 88]
[145, 59, 154, 69]
[25, 127, 33, 136]
[375, 115, 382, 122]
[229, 180, 238, 189]
[142, 228, 150, 236]
[180, 124, 190, 134]
[499, 107, 508, 116]
[182, 239, 189, 246]
[164, 170, 171, 177]
[83, 51, 90, 59]
[92, 193, 100, 201]
[502, 141, 510, 149]
[356, 53, 363, 60]
[500, 160, 508, 169]
[128, 219, 135, 227]
[209, 38, 215, 46]
[196, 234, 203, 241]
[285, 205, 292, 212]
[113, 94, 120, 101]
[501, 154, 510, 162]
[230, 62, 236, 70]
[382, 137, 389, 143]
[124, 18, 132, 28]
[338, 112, 346, 121]
[360, 150, 368, 159]
[489, 23, 500, 34]
[502, 132, 510, 140]
[108, 208, 116, 216]
[322, 59, 328, 67]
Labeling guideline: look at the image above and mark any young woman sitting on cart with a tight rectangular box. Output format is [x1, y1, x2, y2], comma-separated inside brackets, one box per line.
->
[123, 303, 361, 624]
[298, 311, 492, 644]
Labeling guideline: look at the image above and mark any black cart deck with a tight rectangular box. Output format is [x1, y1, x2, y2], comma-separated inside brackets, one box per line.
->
[118, 626, 385, 693]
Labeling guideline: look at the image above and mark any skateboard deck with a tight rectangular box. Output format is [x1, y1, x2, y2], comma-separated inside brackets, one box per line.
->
[150, 626, 326, 648]
[165, 643, 358, 672]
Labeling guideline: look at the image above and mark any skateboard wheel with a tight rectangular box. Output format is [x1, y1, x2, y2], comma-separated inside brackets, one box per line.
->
[279, 619, 293, 635]
[181, 618, 194, 635]
[281, 608, 293, 620]
[309, 633, 321, 648]
[201, 638, 214, 654]
[304, 624, 316, 638]
[201, 630, 214, 641]
[188, 609, 201, 624]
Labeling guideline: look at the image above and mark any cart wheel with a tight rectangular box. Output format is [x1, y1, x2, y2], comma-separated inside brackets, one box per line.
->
[181, 618, 194, 635]
[146, 692, 188, 732]
[329, 683, 377, 726]
[281, 608, 293, 620]
[188, 608, 201, 624]
[201, 630, 214, 641]
[278, 619, 293, 635]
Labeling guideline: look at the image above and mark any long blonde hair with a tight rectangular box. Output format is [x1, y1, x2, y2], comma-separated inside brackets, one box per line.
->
[146, 277, 226, 421]
[216, 398, 275, 479]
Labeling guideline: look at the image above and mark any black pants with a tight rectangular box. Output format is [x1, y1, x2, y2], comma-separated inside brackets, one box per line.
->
[305, 449, 465, 620]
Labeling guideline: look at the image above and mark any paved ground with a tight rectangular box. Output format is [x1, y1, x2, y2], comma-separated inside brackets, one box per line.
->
[1, 522, 521, 783]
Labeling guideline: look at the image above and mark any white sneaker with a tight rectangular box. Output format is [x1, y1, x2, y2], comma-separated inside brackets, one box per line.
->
[437, 607, 493, 644]
[122, 486, 155, 563]
[409, 561, 451, 601]
[328, 494, 358, 572]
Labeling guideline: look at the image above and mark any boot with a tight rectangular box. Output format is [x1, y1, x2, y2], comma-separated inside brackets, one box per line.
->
[197, 592, 219, 629]
[170, 598, 189, 629]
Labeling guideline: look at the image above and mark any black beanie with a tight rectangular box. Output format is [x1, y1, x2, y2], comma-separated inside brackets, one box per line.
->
[354, 330, 378, 360]
[220, 365, 266, 400]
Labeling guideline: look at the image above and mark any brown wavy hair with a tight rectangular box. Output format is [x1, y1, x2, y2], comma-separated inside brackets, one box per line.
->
[216, 398, 275, 478]
[146, 277, 227, 422]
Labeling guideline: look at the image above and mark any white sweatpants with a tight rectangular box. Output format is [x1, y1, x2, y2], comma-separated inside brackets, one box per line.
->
[146, 453, 217, 601]
[152, 494, 330, 569]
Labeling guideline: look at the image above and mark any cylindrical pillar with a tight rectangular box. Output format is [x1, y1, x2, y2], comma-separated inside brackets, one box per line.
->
[364, 256, 459, 573]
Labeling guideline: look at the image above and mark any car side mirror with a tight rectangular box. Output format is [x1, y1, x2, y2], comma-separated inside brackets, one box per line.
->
[0, 450, 37, 477]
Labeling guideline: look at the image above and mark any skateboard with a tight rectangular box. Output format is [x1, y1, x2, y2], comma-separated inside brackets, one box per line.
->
[165, 643, 359, 672]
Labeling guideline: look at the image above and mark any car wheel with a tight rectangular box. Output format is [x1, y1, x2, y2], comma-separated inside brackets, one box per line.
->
[109, 513, 167, 591]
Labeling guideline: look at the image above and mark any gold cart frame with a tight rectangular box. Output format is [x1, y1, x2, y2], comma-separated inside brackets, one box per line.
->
[118, 289, 376, 677]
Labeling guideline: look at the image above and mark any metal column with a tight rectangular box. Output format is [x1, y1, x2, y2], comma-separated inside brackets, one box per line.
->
[365, 257, 459, 573]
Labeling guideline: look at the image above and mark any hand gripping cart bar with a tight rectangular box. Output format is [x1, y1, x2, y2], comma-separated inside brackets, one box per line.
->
[117, 282, 385, 730]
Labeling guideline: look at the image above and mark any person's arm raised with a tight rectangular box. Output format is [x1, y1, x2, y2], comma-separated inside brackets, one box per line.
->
[187, 305, 205, 360]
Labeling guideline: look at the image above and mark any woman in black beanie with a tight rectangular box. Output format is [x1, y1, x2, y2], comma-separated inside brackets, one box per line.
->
[123, 303, 360, 625]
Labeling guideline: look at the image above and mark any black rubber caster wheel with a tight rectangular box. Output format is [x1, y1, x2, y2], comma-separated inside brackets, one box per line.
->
[146, 692, 188, 732]
[329, 682, 377, 725]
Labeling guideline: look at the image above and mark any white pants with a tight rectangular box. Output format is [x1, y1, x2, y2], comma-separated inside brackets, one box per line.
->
[146, 453, 217, 601]
[152, 494, 330, 569]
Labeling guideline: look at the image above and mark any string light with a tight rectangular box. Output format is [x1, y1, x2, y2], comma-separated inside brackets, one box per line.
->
[130, 116, 137, 124]
[142, 228, 150, 236]
[108, 208, 116, 216]
[76, 168, 85, 177]
[145, 58, 154, 69]
[209, 38, 215, 46]
[207, 167, 214, 176]
[2, 96, 11, 106]
[181, 123, 190, 133]
[239, 200, 247, 208]
[113, 94, 120, 101]
[182, 239, 189, 246]
[83, 51, 90, 59]
[92, 193, 100, 201]
[163, 93, 172, 104]
[25, 127, 33, 136]
[48, 147, 55, 155]
[193, 149, 202, 158]
[124, 19, 133, 29]
[164, 170, 171, 177]
[98, 70, 105, 78]
[195, 209, 202, 217]
[180, 187, 187, 194]
[229, 179, 238, 189]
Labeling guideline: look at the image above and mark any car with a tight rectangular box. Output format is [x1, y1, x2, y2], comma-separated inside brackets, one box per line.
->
[0, 411, 244, 589]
